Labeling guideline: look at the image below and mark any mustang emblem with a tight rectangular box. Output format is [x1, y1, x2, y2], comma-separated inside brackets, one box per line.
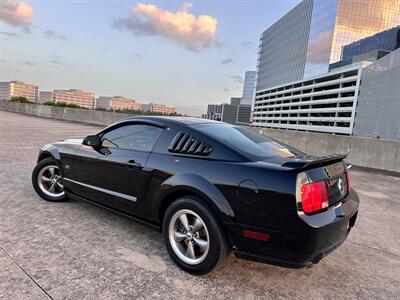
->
[337, 178, 345, 196]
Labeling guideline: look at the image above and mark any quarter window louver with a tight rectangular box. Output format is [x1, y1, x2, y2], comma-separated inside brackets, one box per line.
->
[168, 132, 212, 156]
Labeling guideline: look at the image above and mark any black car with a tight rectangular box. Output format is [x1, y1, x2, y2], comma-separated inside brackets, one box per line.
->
[32, 116, 359, 275]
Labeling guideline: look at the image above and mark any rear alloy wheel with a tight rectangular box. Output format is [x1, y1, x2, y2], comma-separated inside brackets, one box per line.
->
[163, 196, 229, 275]
[32, 157, 68, 202]
[168, 209, 210, 265]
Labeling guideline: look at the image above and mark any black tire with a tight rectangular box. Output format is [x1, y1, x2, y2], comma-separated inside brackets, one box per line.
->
[32, 157, 68, 202]
[162, 196, 229, 275]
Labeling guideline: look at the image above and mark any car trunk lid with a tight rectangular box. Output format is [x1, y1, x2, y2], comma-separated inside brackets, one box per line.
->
[286, 154, 350, 208]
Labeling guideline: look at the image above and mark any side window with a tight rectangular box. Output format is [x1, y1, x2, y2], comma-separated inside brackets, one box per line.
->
[101, 124, 163, 152]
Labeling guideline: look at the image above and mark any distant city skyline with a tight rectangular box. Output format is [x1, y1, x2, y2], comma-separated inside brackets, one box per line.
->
[0, 78, 203, 116]
[0, 0, 302, 107]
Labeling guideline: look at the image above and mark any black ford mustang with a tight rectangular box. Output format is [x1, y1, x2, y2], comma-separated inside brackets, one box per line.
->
[32, 116, 359, 275]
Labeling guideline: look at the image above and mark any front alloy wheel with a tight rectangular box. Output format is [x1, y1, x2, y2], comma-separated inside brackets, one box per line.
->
[37, 165, 64, 198]
[32, 157, 68, 202]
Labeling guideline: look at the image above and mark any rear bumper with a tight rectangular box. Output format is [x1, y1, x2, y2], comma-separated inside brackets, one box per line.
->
[224, 189, 359, 268]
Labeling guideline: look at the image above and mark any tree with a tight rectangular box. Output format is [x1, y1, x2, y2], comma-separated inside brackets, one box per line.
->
[10, 96, 32, 104]
[43, 101, 84, 109]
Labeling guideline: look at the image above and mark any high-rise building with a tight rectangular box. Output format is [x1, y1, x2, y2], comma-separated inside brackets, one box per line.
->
[53, 89, 95, 109]
[256, 0, 400, 90]
[240, 71, 256, 105]
[256, 0, 313, 91]
[0, 81, 39, 102]
[39, 91, 53, 104]
[96, 96, 140, 111]
[304, 0, 400, 78]
[341, 26, 400, 63]
[253, 0, 400, 138]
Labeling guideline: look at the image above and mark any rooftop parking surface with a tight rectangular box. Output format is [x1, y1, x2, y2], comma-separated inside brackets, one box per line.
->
[0, 111, 399, 299]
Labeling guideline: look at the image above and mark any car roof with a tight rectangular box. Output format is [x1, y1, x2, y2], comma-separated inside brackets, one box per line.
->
[121, 115, 225, 126]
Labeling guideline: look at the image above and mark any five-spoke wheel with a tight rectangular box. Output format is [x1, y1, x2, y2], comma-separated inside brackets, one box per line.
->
[168, 209, 210, 265]
[163, 196, 229, 275]
[32, 157, 68, 202]
[38, 165, 64, 197]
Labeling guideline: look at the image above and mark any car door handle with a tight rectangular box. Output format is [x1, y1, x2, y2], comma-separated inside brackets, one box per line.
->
[126, 160, 141, 169]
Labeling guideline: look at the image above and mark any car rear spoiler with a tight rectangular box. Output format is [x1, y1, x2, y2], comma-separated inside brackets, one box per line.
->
[282, 154, 347, 171]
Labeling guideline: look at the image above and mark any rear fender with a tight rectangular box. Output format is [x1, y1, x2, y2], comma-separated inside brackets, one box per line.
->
[153, 173, 235, 223]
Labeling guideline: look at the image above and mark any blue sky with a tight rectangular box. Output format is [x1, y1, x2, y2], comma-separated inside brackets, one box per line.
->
[0, 0, 301, 107]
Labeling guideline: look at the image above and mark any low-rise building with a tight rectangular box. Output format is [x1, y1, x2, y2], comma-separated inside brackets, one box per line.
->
[175, 105, 207, 117]
[0, 82, 10, 100]
[252, 64, 363, 135]
[140, 103, 175, 114]
[39, 91, 53, 104]
[252, 48, 400, 140]
[221, 103, 251, 125]
[96, 96, 140, 111]
[53, 89, 95, 109]
[202, 98, 251, 125]
[0, 81, 39, 102]
[202, 104, 223, 121]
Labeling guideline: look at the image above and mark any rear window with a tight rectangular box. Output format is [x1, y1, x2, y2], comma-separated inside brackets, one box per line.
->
[194, 124, 301, 160]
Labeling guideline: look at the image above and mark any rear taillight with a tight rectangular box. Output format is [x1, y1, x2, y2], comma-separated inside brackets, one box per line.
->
[300, 181, 329, 214]
[345, 170, 351, 193]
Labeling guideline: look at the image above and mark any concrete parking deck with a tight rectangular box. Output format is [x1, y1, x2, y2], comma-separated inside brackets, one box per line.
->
[0, 111, 399, 299]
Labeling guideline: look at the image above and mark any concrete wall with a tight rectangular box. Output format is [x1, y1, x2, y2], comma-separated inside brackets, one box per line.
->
[1, 101, 399, 173]
[251, 127, 400, 173]
[353, 48, 400, 140]
[0, 101, 134, 126]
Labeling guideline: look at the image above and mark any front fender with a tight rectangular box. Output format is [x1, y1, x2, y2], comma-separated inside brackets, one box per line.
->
[152, 173, 236, 223]
[38, 144, 61, 162]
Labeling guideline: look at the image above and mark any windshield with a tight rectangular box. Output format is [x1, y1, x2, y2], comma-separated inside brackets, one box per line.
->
[195, 124, 302, 160]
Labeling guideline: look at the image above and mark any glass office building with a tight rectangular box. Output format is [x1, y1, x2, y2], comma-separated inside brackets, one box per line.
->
[256, 0, 400, 90]
[256, 0, 313, 91]
[303, 0, 338, 77]
[304, 0, 400, 77]
[341, 26, 400, 63]
[240, 71, 256, 105]
[253, 0, 400, 137]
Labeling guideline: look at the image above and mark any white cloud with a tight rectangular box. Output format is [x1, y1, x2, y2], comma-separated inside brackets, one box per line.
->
[133, 53, 144, 59]
[0, 0, 32, 26]
[221, 58, 234, 64]
[23, 60, 35, 66]
[241, 41, 254, 49]
[0, 31, 18, 38]
[113, 2, 219, 52]
[44, 30, 67, 40]
[230, 75, 244, 84]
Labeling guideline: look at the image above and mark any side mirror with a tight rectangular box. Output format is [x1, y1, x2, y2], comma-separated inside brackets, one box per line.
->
[83, 135, 101, 147]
